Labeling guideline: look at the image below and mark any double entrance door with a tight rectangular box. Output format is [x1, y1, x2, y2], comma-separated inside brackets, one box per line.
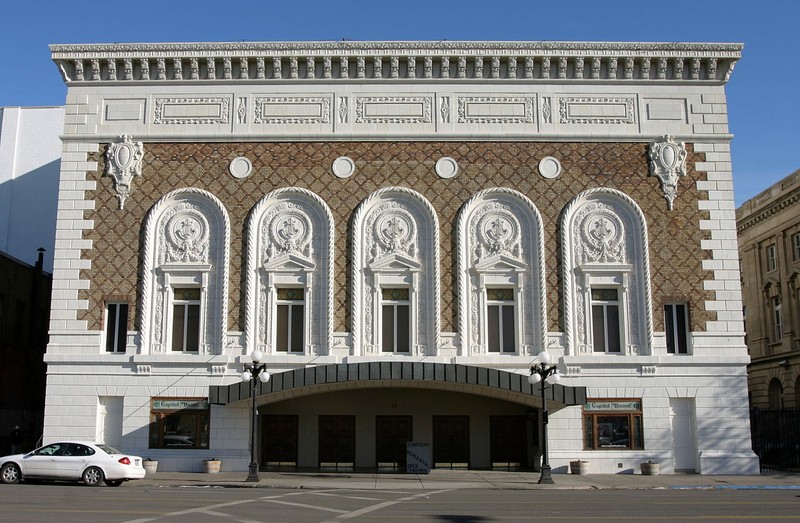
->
[319, 415, 355, 470]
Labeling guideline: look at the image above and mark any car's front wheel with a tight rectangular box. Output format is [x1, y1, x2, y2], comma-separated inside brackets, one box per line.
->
[82, 466, 104, 487]
[105, 479, 123, 487]
[0, 463, 21, 484]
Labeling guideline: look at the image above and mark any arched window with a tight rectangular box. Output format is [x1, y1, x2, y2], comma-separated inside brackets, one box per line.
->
[244, 188, 334, 356]
[561, 188, 653, 356]
[768, 377, 784, 409]
[140, 188, 230, 355]
[351, 187, 440, 356]
[456, 188, 547, 356]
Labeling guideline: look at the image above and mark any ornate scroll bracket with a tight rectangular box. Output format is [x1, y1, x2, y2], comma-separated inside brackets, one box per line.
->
[648, 135, 687, 210]
[105, 135, 144, 210]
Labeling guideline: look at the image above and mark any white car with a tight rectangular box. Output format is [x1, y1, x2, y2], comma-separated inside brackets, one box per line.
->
[0, 441, 146, 487]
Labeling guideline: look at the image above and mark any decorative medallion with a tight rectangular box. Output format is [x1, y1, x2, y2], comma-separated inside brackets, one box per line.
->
[538, 156, 561, 179]
[332, 156, 355, 178]
[475, 206, 521, 259]
[648, 135, 688, 210]
[372, 206, 417, 259]
[163, 205, 210, 263]
[435, 157, 459, 179]
[268, 209, 312, 258]
[229, 157, 252, 179]
[575, 203, 626, 264]
[104, 135, 144, 210]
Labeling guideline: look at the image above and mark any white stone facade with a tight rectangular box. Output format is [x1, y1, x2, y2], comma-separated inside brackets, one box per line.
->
[42, 41, 758, 474]
[0, 106, 64, 271]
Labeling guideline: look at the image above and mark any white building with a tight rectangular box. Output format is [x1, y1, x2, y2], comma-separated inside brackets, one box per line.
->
[42, 40, 758, 474]
[0, 106, 64, 272]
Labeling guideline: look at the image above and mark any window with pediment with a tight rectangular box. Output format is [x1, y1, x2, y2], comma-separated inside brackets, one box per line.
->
[457, 188, 547, 357]
[140, 188, 230, 355]
[352, 187, 440, 356]
[562, 188, 653, 356]
[244, 188, 333, 356]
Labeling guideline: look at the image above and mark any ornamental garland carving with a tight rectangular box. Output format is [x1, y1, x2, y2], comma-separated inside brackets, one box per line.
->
[573, 202, 626, 264]
[254, 96, 331, 124]
[260, 202, 314, 262]
[104, 135, 144, 210]
[160, 203, 210, 264]
[471, 203, 522, 262]
[368, 203, 418, 261]
[648, 135, 688, 210]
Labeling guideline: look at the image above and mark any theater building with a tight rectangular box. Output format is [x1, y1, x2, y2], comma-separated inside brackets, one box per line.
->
[43, 40, 758, 474]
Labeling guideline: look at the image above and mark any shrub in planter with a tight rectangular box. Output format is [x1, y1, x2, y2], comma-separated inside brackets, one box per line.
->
[640, 460, 660, 475]
[570, 460, 589, 475]
[143, 459, 158, 474]
[203, 458, 222, 473]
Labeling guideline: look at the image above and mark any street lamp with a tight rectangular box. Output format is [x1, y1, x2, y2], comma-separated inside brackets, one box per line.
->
[528, 349, 560, 485]
[241, 349, 270, 482]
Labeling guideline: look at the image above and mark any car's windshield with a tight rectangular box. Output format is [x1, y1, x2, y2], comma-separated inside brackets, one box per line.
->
[96, 444, 121, 454]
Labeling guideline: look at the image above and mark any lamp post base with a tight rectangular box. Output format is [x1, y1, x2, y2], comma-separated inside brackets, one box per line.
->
[245, 462, 260, 482]
[538, 464, 554, 484]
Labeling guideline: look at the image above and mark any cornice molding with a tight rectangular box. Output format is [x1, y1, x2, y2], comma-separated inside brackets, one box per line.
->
[736, 191, 800, 234]
[51, 40, 741, 85]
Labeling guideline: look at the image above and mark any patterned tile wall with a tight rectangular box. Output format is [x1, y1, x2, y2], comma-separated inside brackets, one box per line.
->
[80, 141, 713, 335]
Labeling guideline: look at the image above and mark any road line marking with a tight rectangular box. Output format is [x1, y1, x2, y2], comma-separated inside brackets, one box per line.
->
[261, 499, 348, 513]
[309, 492, 384, 501]
[320, 489, 452, 523]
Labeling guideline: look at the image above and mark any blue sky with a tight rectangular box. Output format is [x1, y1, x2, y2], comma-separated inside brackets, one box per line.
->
[1, 0, 796, 206]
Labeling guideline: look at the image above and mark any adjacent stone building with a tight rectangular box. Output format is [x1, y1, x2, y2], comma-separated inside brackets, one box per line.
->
[42, 40, 758, 474]
[737, 169, 800, 408]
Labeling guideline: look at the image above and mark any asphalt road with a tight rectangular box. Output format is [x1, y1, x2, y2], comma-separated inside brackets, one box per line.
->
[0, 483, 798, 522]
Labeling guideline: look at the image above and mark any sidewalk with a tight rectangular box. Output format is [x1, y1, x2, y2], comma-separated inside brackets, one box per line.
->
[132, 470, 800, 490]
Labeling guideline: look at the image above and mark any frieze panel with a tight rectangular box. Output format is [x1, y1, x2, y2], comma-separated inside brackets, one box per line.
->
[153, 97, 230, 125]
[355, 96, 433, 124]
[559, 97, 635, 125]
[253, 96, 331, 124]
[457, 96, 534, 124]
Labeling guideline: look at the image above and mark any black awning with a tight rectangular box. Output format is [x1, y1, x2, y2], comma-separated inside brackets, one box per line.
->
[210, 362, 586, 408]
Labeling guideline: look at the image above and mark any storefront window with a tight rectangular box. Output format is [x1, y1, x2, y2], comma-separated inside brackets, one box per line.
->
[583, 399, 643, 450]
[149, 398, 210, 449]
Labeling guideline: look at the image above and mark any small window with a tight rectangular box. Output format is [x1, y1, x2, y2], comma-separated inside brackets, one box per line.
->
[149, 398, 210, 449]
[591, 288, 621, 353]
[381, 288, 410, 353]
[105, 302, 129, 353]
[766, 244, 777, 272]
[276, 288, 304, 353]
[583, 399, 644, 450]
[793, 233, 800, 262]
[172, 288, 200, 352]
[664, 303, 689, 354]
[487, 289, 515, 353]
[772, 296, 783, 342]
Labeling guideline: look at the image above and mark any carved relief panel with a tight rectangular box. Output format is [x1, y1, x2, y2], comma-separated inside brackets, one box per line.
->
[244, 188, 334, 356]
[457, 189, 547, 357]
[352, 188, 440, 356]
[140, 189, 230, 356]
[561, 189, 653, 356]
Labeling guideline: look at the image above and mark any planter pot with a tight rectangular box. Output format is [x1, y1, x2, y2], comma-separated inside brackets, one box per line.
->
[203, 460, 222, 473]
[143, 460, 158, 474]
[570, 460, 589, 475]
[641, 462, 660, 475]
